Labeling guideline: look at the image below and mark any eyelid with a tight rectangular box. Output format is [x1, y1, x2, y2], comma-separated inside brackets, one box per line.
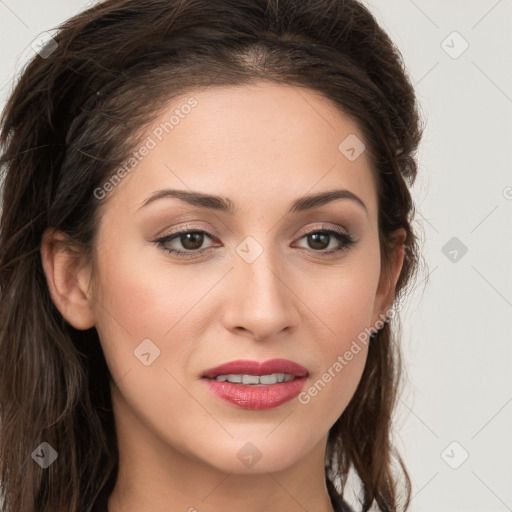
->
[294, 222, 350, 238]
[154, 222, 356, 257]
[154, 222, 218, 240]
[156, 221, 350, 238]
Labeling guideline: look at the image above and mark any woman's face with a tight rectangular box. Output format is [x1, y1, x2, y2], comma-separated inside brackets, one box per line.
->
[81, 82, 402, 473]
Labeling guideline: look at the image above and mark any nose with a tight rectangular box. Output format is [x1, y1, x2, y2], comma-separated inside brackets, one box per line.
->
[221, 245, 300, 342]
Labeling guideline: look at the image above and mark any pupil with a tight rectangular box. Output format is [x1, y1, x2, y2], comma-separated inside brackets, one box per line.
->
[309, 233, 329, 250]
[182, 232, 203, 250]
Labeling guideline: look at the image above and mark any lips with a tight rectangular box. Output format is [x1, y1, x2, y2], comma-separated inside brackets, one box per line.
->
[200, 359, 309, 379]
[200, 359, 309, 410]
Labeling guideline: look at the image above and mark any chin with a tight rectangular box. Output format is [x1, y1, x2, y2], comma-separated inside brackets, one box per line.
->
[190, 433, 313, 474]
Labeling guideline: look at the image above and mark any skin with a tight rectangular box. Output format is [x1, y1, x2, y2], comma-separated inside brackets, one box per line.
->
[41, 81, 405, 512]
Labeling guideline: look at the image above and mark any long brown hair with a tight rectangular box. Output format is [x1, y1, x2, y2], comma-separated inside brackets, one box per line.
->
[0, 1, 424, 510]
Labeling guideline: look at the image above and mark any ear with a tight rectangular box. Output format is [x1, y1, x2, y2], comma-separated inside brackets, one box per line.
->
[372, 227, 407, 325]
[40, 228, 96, 330]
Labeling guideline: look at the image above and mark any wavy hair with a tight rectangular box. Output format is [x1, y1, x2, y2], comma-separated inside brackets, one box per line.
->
[0, 0, 424, 510]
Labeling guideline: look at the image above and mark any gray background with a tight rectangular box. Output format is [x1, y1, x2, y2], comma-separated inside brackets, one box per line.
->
[1, 1, 511, 511]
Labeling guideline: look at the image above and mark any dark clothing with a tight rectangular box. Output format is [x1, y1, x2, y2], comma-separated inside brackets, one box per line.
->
[91, 477, 353, 511]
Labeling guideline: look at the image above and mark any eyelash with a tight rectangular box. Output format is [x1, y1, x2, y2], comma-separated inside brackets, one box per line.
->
[154, 224, 356, 258]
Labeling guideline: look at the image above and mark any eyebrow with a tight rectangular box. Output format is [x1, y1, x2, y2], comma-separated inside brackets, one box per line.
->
[137, 188, 368, 215]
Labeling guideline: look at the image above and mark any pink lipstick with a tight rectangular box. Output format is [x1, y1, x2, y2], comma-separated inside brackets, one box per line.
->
[200, 359, 309, 410]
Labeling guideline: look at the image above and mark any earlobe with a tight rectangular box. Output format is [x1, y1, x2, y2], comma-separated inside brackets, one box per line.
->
[40, 228, 96, 330]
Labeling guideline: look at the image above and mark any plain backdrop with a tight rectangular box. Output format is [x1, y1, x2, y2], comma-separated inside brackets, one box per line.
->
[1, 1, 511, 511]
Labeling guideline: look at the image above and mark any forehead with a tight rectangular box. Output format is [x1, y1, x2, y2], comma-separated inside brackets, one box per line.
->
[103, 81, 378, 218]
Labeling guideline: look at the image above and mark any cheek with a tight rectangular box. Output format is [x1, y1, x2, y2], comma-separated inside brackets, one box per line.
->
[91, 241, 219, 386]
[91, 253, 207, 444]
[297, 282, 371, 432]
[295, 256, 379, 424]
[90, 246, 172, 379]
[305, 252, 380, 343]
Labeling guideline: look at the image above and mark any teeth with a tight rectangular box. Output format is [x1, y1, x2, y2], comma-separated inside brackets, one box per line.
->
[242, 374, 260, 385]
[260, 373, 280, 384]
[213, 373, 295, 384]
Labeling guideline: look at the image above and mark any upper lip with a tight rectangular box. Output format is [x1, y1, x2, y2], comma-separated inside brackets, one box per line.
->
[201, 359, 309, 379]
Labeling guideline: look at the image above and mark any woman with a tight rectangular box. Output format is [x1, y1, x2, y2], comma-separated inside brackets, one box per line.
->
[0, 1, 423, 511]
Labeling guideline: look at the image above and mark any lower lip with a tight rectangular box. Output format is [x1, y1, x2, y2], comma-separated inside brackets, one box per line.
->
[202, 377, 307, 410]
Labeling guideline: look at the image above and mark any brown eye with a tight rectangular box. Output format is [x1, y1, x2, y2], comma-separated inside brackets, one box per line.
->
[295, 229, 356, 255]
[156, 229, 217, 257]
[178, 232, 205, 251]
[307, 232, 330, 250]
